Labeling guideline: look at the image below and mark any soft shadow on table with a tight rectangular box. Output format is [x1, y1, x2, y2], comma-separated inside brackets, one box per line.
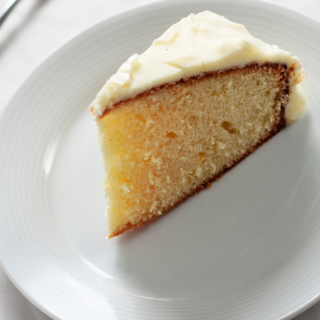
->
[293, 303, 320, 320]
[0, 0, 49, 54]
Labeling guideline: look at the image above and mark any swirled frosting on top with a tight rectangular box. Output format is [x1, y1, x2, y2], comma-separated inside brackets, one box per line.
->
[91, 11, 305, 120]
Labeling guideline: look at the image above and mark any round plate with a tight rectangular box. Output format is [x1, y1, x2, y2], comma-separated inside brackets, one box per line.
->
[0, 0, 320, 319]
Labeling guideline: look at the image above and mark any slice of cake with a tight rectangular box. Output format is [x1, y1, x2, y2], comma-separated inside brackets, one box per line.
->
[90, 11, 306, 239]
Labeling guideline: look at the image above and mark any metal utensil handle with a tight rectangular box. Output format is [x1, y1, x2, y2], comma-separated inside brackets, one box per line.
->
[0, 0, 22, 27]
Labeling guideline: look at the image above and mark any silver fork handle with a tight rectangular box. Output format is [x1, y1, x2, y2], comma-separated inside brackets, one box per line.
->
[0, 0, 22, 27]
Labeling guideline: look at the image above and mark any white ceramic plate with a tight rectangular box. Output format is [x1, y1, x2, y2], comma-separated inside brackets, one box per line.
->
[0, 0, 320, 319]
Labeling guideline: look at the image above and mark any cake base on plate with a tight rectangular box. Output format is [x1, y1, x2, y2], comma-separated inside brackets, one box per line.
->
[97, 63, 289, 238]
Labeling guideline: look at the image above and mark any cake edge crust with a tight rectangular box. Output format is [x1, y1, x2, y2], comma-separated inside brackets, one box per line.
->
[107, 63, 290, 239]
[97, 62, 289, 119]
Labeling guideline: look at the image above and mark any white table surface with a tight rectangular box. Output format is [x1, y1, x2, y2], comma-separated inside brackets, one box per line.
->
[0, 0, 319, 319]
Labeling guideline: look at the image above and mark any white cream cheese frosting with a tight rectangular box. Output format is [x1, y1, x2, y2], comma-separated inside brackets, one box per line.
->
[91, 11, 305, 119]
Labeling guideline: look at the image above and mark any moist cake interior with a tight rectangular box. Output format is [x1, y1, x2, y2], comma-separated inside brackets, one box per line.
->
[97, 63, 288, 238]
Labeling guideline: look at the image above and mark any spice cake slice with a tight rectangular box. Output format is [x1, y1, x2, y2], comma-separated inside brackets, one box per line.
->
[90, 11, 306, 238]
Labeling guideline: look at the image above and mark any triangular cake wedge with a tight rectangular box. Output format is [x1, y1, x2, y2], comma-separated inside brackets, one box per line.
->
[90, 11, 306, 239]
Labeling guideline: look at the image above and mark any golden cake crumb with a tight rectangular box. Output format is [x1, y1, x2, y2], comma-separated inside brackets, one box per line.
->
[97, 63, 289, 238]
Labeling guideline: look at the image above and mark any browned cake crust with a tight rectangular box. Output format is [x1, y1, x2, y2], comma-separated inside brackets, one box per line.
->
[99, 62, 289, 119]
[107, 63, 290, 239]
